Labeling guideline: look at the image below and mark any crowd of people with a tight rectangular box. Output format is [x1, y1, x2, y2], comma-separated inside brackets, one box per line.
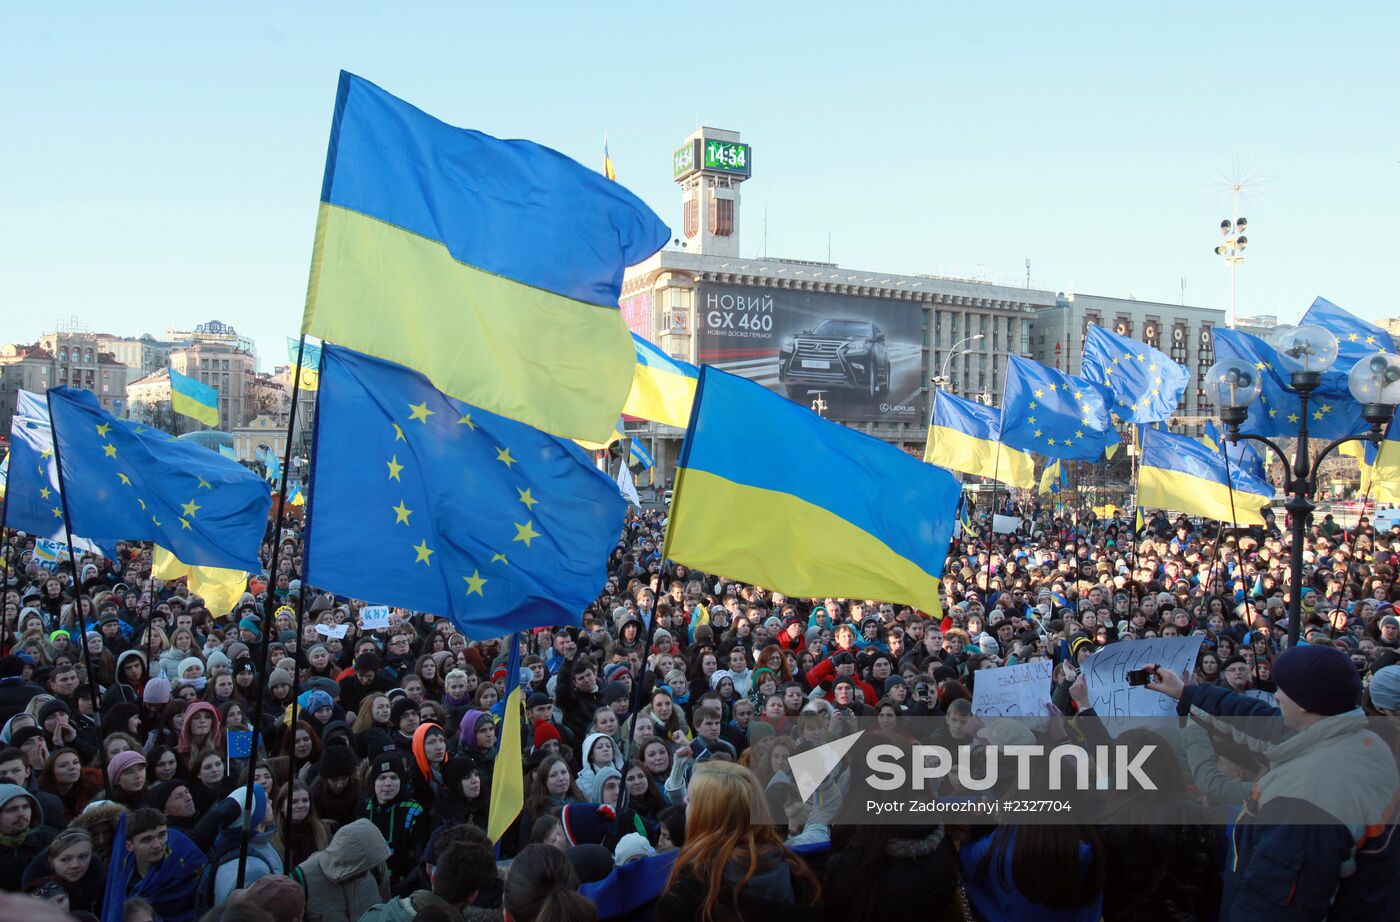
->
[2, 493, 1400, 922]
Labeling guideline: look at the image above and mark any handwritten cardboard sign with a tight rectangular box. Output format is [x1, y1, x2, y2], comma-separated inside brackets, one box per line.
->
[1083, 635, 1203, 718]
[972, 659, 1053, 717]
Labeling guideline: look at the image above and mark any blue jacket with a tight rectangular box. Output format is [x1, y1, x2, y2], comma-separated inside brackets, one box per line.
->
[1178, 684, 1400, 920]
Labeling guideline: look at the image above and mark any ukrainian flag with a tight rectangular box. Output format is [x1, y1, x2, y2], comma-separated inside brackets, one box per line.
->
[302, 72, 670, 444]
[628, 439, 654, 471]
[151, 546, 248, 618]
[1356, 416, 1400, 503]
[665, 368, 960, 613]
[603, 134, 617, 181]
[488, 634, 526, 843]
[1038, 460, 1063, 495]
[1138, 426, 1273, 525]
[169, 367, 219, 427]
[623, 335, 698, 429]
[924, 391, 1034, 488]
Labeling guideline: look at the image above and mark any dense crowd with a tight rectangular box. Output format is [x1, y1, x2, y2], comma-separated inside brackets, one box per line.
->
[2, 496, 1400, 922]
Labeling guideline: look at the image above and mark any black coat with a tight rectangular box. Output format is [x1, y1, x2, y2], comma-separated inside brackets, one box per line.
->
[655, 858, 819, 922]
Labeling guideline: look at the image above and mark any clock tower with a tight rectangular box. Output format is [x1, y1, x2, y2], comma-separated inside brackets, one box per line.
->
[673, 128, 750, 257]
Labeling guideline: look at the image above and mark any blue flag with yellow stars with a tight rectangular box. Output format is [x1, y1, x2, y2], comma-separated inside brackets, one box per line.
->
[1000, 355, 1120, 461]
[1212, 328, 1369, 442]
[45, 388, 271, 571]
[304, 344, 626, 636]
[1299, 296, 1398, 400]
[4, 390, 105, 555]
[1079, 324, 1189, 423]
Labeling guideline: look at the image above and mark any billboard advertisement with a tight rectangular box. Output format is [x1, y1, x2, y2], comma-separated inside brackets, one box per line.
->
[620, 291, 652, 338]
[696, 282, 924, 423]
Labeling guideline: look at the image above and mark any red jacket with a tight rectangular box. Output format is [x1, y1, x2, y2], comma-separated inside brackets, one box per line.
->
[806, 654, 878, 706]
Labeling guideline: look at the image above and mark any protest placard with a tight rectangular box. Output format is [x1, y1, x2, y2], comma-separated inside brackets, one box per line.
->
[1083, 635, 1203, 718]
[971, 659, 1053, 717]
[992, 514, 1024, 535]
[359, 605, 390, 630]
[34, 537, 69, 570]
[315, 623, 349, 639]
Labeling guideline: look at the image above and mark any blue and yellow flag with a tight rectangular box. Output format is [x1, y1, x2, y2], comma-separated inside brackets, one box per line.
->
[603, 134, 617, 181]
[169, 367, 220, 427]
[924, 390, 1034, 488]
[302, 72, 670, 444]
[488, 633, 526, 843]
[46, 388, 270, 571]
[664, 368, 960, 613]
[1080, 324, 1189, 424]
[286, 337, 321, 392]
[1038, 460, 1065, 495]
[1353, 416, 1399, 503]
[1213, 328, 1369, 441]
[304, 344, 627, 635]
[1202, 420, 1269, 482]
[151, 546, 249, 619]
[628, 439, 654, 471]
[1299, 296, 1396, 400]
[1135, 505, 1145, 534]
[1001, 355, 1119, 461]
[622, 335, 699, 429]
[1138, 425, 1273, 525]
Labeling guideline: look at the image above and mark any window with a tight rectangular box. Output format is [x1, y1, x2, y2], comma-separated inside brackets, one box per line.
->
[708, 197, 734, 236]
[683, 199, 699, 239]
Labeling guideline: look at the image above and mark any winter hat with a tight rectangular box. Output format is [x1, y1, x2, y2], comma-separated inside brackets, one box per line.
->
[603, 681, 630, 705]
[0, 783, 40, 820]
[1382, 615, 1400, 631]
[10, 726, 44, 749]
[602, 663, 630, 684]
[977, 718, 1037, 747]
[108, 750, 146, 781]
[366, 752, 405, 787]
[614, 832, 656, 865]
[532, 721, 563, 751]
[1368, 665, 1400, 712]
[977, 634, 999, 656]
[565, 844, 616, 885]
[268, 668, 293, 689]
[526, 692, 553, 710]
[223, 783, 268, 830]
[354, 652, 381, 673]
[299, 690, 334, 715]
[178, 656, 205, 678]
[443, 755, 479, 792]
[884, 675, 907, 693]
[38, 699, 70, 725]
[148, 779, 191, 811]
[1271, 644, 1362, 716]
[238, 616, 262, 639]
[390, 698, 419, 727]
[143, 674, 172, 705]
[206, 651, 231, 673]
[319, 742, 359, 780]
[458, 709, 493, 746]
[560, 802, 616, 846]
[306, 677, 339, 698]
[586, 765, 622, 803]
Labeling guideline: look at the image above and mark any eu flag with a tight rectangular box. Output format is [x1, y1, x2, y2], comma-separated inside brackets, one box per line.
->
[46, 388, 270, 571]
[1000, 355, 1119, 461]
[1203, 420, 1268, 483]
[304, 344, 626, 636]
[1213, 328, 1369, 441]
[1300, 296, 1398, 400]
[4, 391, 104, 555]
[1079, 324, 1189, 423]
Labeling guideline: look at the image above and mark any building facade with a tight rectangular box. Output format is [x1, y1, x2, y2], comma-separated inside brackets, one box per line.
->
[1028, 293, 1227, 430]
[0, 333, 131, 433]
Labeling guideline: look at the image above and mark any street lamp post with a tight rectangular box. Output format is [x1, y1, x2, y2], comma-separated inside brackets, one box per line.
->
[1207, 326, 1400, 646]
[932, 334, 985, 393]
[810, 391, 828, 417]
[1214, 186, 1249, 327]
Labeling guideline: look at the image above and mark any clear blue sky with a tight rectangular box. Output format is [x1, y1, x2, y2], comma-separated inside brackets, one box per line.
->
[3, 3, 1396, 368]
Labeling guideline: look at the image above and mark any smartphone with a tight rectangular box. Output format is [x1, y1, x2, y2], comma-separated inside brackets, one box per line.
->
[1126, 668, 1152, 687]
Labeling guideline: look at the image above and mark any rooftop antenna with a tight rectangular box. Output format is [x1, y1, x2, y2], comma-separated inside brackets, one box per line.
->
[762, 207, 769, 259]
[1180, 277, 1186, 305]
[1025, 259, 1031, 288]
[827, 231, 832, 264]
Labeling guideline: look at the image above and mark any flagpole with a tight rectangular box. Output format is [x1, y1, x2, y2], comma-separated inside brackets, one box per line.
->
[985, 402, 1004, 602]
[43, 392, 111, 798]
[236, 334, 309, 889]
[1, 444, 15, 656]
[282, 577, 310, 870]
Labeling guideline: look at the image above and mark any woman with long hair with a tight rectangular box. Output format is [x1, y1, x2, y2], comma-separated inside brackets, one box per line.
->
[503, 843, 595, 922]
[38, 747, 105, 822]
[656, 761, 820, 922]
[523, 754, 584, 829]
[271, 780, 334, 869]
[351, 693, 394, 759]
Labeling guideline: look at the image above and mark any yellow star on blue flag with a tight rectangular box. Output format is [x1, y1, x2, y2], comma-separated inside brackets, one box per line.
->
[45, 388, 270, 570]
[303, 344, 627, 635]
[1213, 328, 1369, 441]
[1001, 356, 1119, 461]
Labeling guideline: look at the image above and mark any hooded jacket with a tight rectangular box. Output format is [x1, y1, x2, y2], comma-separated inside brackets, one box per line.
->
[101, 649, 148, 708]
[294, 818, 391, 922]
[1178, 683, 1400, 921]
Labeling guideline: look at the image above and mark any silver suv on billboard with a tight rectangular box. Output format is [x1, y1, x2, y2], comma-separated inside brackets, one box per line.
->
[778, 318, 891, 401]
